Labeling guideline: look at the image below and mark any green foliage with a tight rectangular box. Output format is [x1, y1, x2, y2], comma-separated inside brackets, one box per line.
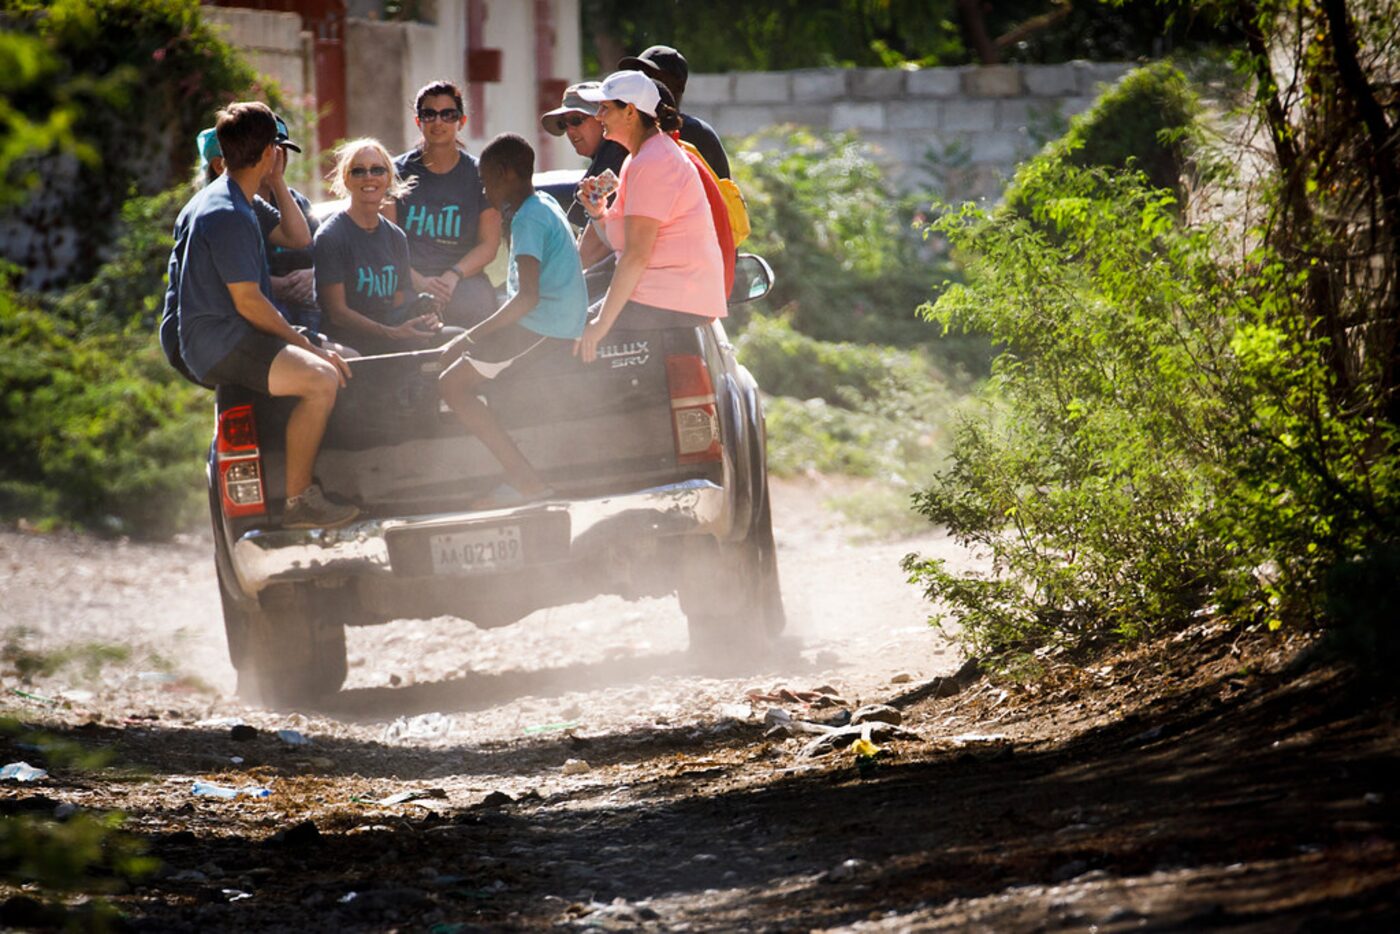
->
[740, 315, 960, 534]
[0, 719, 157, 916]
[1, 0, 268, 291]
[580, 0, 1239, 72]
[732, 128, 987, 368]
[0, 27, 97, 208]
[43, 185, 188, 334]
[1005, 60, 1204, 212]
[0, 287, 208, 539]
[906, 137, 1400, 667]
[583, 0, 965, 71]
[2, 628, 131, 682]
[737, 311, 934, 405]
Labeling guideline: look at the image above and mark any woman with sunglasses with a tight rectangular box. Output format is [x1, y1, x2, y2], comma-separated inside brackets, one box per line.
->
[385, 80, 502, 328]
[313, 138, 453, 355]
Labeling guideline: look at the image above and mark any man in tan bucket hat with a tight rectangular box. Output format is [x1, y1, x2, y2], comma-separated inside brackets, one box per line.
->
[541, 81, 627, 227]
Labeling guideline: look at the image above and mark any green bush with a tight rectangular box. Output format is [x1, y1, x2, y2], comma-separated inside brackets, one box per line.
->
[736, 312, 936, 405]
[732, 128, 988, 372]
[0, 285, 207, 538]
[742, 315, 960, 535]
[904, 144, 1400, 670]
[43, 185, 189, 334]
[1, 0, 268, 292]
[1005, 60, 1204, 213]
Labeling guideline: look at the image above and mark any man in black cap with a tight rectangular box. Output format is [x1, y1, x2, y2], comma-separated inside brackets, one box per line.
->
[618, 44, 731, 180]
[540, 81, 628, 228]
[255, 115, 321, 332]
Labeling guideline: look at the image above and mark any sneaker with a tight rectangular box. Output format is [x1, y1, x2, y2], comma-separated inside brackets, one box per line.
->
[283, 484, 359, 530]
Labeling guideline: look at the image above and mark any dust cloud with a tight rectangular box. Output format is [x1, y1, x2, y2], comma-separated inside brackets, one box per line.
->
[0, 476, 969, 744]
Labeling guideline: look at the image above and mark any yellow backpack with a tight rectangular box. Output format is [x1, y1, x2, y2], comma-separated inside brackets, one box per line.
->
[678, 139, 750, 247]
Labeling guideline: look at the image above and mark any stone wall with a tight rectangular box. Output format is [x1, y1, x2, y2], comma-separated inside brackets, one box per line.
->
[682, 62, 1134, 197]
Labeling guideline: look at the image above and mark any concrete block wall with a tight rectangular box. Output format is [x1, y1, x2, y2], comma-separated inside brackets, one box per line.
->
[203, 7, 308, 101]
[683, 62, 1133, 197]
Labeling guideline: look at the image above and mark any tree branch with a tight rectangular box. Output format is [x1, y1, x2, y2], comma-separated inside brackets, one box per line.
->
[995, 2, 1074, 51]
[956, 0, 999, 65]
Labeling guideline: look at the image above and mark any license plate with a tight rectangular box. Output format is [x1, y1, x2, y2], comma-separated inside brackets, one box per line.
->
[430, 525, 523, 574]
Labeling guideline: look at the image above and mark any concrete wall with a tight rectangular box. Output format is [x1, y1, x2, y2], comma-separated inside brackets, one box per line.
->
[202, 7, 309, 102]
[683, 62, 1134, 197]
[469, 0, 581, 173]
[210, 1, 582, 194]
[202, 7, 318, 191]
[346, 0, 580, 174]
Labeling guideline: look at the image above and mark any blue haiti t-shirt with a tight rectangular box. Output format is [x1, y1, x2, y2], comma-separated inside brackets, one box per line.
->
[393, 147, 490, 278]
[508, 192, 587, 339]
[313, 211, 411, 323]
[174, 176, 270, 382]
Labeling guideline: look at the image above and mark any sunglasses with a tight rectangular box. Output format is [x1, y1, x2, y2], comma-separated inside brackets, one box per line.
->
[562, 114, 590, 128]
[418, 107, 462, 123]
[349, 165, 389, 178]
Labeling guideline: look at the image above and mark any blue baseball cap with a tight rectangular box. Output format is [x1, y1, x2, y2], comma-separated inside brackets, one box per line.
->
[273, 115, 302, 153]
[197, 126, 220, 162]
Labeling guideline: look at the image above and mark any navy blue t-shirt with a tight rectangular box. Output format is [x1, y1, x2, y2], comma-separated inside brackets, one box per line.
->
[313, 210, 411, 324]
[393, 147, 491, 277]
[680, 113, 730, 180]
[171, 176, 271, 382]
[266, 188, 317, 276]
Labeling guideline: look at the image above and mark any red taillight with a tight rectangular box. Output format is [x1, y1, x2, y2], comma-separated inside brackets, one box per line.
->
[217, 405, 266, 517]
[665, 355, 722, 464]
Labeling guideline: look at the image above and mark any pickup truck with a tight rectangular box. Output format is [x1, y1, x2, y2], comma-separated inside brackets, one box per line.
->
[208, 243, 785, 706]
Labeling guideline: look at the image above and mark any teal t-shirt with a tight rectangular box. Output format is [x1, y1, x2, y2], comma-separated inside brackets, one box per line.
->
[508, 192, 587, 339]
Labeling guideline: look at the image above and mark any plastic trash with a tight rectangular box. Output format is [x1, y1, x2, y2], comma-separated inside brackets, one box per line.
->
[192, 781, 271, 799]
[276, 729, 311, 746]
[9, 688, 57, 706]
[383, 712, 453, 741]
[138, 671, 180, 684]
[0, 761, 48, 782]
[852, 731, 881, 778]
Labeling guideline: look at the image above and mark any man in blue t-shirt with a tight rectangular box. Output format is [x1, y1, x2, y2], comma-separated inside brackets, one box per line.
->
[166, 102, 358, 529]
[438, 133, 588, 509]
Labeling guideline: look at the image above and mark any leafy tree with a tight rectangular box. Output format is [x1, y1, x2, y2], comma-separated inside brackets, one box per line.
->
[581, 0, 1239, 73]
[904, 0, 1400, 674]
[731, 128, 983, 363]
[0, 0, 267, 291]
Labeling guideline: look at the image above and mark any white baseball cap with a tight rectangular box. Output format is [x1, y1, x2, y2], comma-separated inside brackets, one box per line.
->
[575, 70, 660, 117]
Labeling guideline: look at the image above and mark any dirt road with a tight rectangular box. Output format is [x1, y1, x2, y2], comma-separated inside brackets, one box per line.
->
[2, 480, 1397, 931]
[0, 478, 963, 738]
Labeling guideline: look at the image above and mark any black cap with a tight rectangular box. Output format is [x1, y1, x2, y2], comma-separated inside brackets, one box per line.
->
[273, 114, 302, 153]
[617, 45, 688, 93]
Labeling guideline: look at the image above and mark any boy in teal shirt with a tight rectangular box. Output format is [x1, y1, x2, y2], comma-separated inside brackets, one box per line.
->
[439, 133, 588, 508]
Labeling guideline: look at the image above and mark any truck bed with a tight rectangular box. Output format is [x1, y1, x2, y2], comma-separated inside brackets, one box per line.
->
[218, 323, 722, 533]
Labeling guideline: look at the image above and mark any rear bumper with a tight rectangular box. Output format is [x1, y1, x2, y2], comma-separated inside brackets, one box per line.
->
[226, 479, 726, 597]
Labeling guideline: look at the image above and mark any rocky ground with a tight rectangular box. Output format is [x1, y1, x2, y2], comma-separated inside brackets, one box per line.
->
[1, 478, 1397, 931]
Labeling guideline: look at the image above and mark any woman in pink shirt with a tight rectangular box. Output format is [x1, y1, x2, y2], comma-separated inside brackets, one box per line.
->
[574, 71, 726, 363]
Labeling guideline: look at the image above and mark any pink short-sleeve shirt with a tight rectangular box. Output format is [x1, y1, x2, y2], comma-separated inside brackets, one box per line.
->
[601, 133, 726, 318]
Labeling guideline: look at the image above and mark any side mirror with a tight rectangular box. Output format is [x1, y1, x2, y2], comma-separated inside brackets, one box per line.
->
[729, 253, 774, 305]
